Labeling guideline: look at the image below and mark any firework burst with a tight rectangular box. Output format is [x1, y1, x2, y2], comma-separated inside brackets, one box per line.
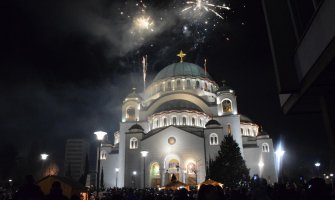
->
[182, 0, 230, 20]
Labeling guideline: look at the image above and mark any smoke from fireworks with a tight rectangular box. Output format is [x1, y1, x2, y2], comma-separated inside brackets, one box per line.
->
[182, 0, 230, 21]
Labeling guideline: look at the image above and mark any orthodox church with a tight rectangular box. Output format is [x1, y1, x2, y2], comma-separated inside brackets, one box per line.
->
[100, 51, 277, 188]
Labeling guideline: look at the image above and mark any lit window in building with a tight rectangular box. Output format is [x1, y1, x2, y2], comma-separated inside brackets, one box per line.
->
[262, 143, 270, 152]
[100, 150, 107, 160]
[199, 119, 202, 126]
[156, 119, 159, 128]
[209, 133, 219, 145]
[187, 162, 196, 174]
[173, 117, 177, 125]
[247, 129, 250, 136]
[227, 124, 231, 135]
[164, 118, 167, 126]
[241, 128, 244, 135]
[192, 118, 195, 126]
[130, 137, 138, 149]
[177, 80, 181, 89]
[182, 117, 186, 125]
[222, 99, 232, 112]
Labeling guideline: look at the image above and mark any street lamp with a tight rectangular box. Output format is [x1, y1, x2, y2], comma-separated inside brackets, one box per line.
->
[115, 168, 119, 187]
[132, 171, 137, 188]
[315, 162, 321, 176]
[275, 145, 285, 183]
[94, 131, 107, 199]
[140, 151, 149, 188]
[40, 153, 49, 177]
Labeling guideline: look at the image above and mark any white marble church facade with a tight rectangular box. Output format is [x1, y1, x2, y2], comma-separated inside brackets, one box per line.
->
[100, 58, 277, 188]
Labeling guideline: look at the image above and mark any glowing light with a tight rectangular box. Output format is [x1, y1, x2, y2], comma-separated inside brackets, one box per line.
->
[330, 173, 333, 177]
[94, 131, 107, 141]
[115, 168, 119, 172]
[41, 153, 49, 160]
[133, 171, 137, 175]
[258, 161, 264, 168]
[141, 151, 149, 157]
[315, 162, 321, 167]
[134, 16, 154, 31]
[182, 0, 230, 20]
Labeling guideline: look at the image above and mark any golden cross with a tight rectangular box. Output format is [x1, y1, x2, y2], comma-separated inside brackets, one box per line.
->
[177, 50, 186, 62]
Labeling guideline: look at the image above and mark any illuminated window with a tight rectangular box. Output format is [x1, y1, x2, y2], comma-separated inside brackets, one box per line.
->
[130, 137, 138, 149]
[204, 83, 208, 91]
[199, 119, 202, 126]
[163, 118, 167, 126]
[187, 80, 191, 88]
[241, 128, 244, 135]
[247, 129, 250, 136]
[222, 99, 232, 112]
[262, 143, 270, 152]
[182, 117, 186, 125]
[172, 117, 177, 125]
[151, 163, 160, 176]
[177, 80, 181, 89]
[187, 162, 196, 174]
[227, 124, 231, 135]
[209, 133, 219, 145]
[100, 150, 107, 160]
[192, 118, 195, 126]
[156, 119, 159, 128]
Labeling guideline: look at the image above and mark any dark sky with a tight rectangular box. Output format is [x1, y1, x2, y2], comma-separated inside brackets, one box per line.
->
[0, 0, 331, 175]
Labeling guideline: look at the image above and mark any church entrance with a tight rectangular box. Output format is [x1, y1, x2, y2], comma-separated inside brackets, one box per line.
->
[167, 159, 180, 181]
[150, 162, 161, 188]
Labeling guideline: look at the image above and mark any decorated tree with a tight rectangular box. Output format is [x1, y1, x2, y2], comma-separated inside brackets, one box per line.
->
[209, 135, 249, 188]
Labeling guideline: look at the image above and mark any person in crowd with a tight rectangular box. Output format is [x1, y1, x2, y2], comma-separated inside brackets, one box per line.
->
[13, 175, 44, 200]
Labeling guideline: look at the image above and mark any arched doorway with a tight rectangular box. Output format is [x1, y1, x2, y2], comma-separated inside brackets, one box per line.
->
[150, 162, 161, 188]
[168, 159, 180, 181]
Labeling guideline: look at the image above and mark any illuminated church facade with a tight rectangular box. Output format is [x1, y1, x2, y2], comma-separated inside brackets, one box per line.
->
[100, 54, 277, 188]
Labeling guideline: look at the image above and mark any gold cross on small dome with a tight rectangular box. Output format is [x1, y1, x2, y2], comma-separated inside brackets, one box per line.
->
[177, 50, 186, 62]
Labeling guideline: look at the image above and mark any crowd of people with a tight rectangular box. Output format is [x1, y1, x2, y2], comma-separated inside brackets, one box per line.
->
[1, 175, 334, 200]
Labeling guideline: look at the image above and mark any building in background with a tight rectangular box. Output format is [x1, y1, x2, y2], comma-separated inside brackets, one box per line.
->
[64, 139, 89, 181]
[262, 0, 335, 153]
[100, 54, 278, 188]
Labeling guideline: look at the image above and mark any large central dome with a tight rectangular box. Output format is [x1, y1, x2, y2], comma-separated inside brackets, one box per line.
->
[153, 62, 213, 82]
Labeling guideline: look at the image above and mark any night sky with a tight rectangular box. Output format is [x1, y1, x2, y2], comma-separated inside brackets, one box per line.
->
[0, 0, 331, 176]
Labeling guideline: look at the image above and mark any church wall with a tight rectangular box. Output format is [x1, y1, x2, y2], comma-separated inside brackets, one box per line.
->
[243, 147, 261, 178]
[256, 137, 277, 184]
[101, 153, 119, 188]
[204, 127, 224, 165]
[140, 127, 206, 187]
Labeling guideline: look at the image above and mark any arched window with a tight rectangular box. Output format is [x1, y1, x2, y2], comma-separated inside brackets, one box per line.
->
[163, 118, 167, 126]
[247, 129, 250, 136]
[114, 132, 120, 145]
[160, 84, 164, 92]
[253, 130, 257, 136]
[172, 117, 177, 125]
[262, 143, 270, 152]
[227, 124, 231, 135]
[177, 80, 181, 89]
[192, 118, 195, 126]
[187, 162, 196, 174]
[204, 83, 208, 91]
[167, 81, 172, 90]
[100, 150, 107, 160]
[182, 117, 187, 125]
[222, 99, 232, 112]
[241, 128, 244, 135]
[187, 80, 191, 88]
[126, 107, 136, 121]
[196, 81, 200, 88]
[130, 137, 138, 149]
[209, 133, 219, 145]
[156, 119, 159, 128]
[199, 119, 202, 126]
[151, 163, 160, 176]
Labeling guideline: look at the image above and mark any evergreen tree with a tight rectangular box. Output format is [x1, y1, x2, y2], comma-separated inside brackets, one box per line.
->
[209, 135, 249, 189]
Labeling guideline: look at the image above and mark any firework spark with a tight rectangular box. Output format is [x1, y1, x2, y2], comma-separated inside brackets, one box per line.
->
[134, 16, 154, 31]
[182, 0, 230, 20]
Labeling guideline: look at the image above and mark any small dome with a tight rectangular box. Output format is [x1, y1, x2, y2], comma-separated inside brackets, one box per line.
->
[216, 84, 233, 94]
[240, 114, 253, 123]
[126, 88, 142, 100]
[205, 119, 221, 127]
[154, 100, 203, 113]
[128, 124, 144, 131]
[153, 62, 213, 82]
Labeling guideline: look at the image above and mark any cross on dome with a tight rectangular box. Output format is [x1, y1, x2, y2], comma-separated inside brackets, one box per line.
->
[177, 50, 186, 62]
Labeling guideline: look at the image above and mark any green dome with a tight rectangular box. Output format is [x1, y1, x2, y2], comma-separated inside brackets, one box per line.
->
[153, 62, 213, 82]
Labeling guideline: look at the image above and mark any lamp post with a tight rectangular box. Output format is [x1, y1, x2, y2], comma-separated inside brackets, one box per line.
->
[115, 168, 119, 187]
[94, 131, 107, 199]
[275, 146, 285, 183]
[132, 171, 137, 188]
[140, 151, 149, 188]
[314, 162, 321, 177]
[40, 153, 49, 177]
